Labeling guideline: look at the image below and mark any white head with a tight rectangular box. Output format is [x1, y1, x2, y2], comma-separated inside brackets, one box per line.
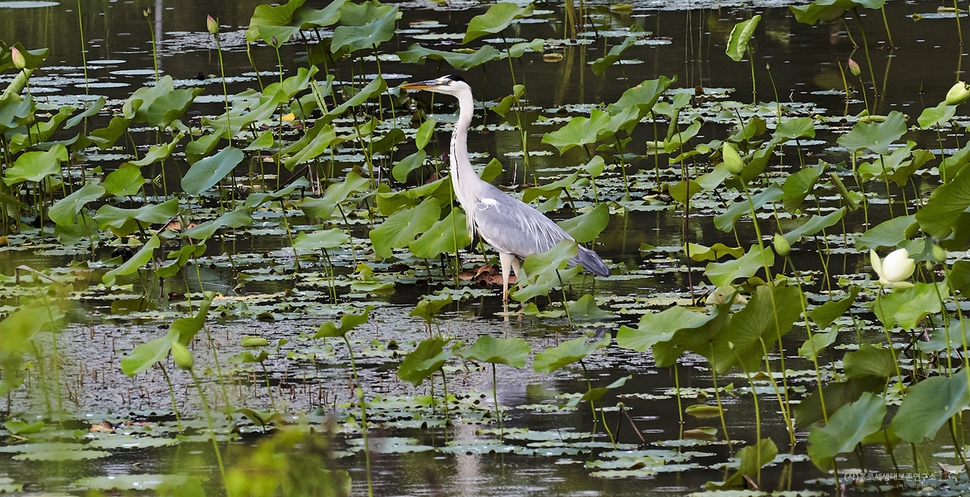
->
[400, 74, 471, 97]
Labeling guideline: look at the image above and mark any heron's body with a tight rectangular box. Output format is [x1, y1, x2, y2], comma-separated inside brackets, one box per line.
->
[401, 75, 610, 302]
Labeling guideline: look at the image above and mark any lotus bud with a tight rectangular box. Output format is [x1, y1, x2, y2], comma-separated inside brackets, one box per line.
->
[946, 81, 970, 106]
[847, 58, 861, 77]
[171, 342, 194, 370]
[11, 47, 25, 70]
[932, 243, 947, 263]
[272, 36, 279, 47]
[772, 233, 791, 257]
[722, 142, 744, 175]
[870, 248, 915, 289]
[206, 14, 219, 35]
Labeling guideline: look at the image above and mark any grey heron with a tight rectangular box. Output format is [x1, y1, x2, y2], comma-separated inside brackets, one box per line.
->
[400, 75, 610, 303]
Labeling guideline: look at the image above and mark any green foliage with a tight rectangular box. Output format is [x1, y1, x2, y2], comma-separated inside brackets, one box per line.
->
[48, 182, 105, 226]
[710, 438, 777, 489]
[557, 204, 610, 243]
[807, 392, 886, 470]
[224, 425, 351, 497]
[331, 3, 399, 54]
[409, 209, 470, 258]
[591, 35, 638, 76]
[409, 293, 452, 325]
[917, 160, 970, 239]
[397, 337, 454, 387]
[843, 345, 895, 381]
[855, 215, 918, 250]
[871, 282, 945, 330]
[0, 299, 62, 395]
[808, 287, 860, 329]
[182, 207, 253, 241]
[397, 44, 502, 69]
[315, 308, 371, 339]
[294, 229, 350, 252]
[460, 335, 529, 368]
[891, 373, 970, 443]
[533, 335, 611, 374]
[837, 111, 907, 155]
[791, 0, 886, 25]
[299, 172, 371, 220]
[704, 245, 775, 287]
[714, 183, 783, 232]
[567, 294, 613, 321]
[781, 208, 845, 246]
[181, 147, 245, 194]
[462, 2, 533, 44]
[102, 236, 161, 286]
[512, 240, 581, 302]
[120, 293, 216, 376]
[369, 196, 440, 259]
[95, 198, 179, 237]
[3, 145, 67, 186]
[616, 305, 712, 353]
[725, 15, 761, 62]
[123, 76, 202, 128]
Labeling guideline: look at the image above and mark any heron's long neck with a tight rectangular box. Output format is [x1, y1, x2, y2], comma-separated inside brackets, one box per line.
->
[450, 91, 480, 216]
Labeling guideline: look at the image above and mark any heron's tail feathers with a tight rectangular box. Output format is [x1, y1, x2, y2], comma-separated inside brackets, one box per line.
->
[572, 246, 610, 277]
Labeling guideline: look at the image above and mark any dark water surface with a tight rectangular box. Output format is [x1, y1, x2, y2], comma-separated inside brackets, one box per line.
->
[1, 0, 967, 495]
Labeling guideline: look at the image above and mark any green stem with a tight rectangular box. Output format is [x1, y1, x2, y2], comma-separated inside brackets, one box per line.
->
[214, 33, 232, 146]
[189, 368, 228, 491]
[76, 0, 89, 94]
[341, 334, 373, 497]
[492, 364, 503, 439]
[709, 345, 733, 453]
[158, 364, 183, 431]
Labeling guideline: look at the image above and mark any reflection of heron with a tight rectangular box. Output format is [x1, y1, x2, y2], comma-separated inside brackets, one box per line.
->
[400, 75, 610, 303]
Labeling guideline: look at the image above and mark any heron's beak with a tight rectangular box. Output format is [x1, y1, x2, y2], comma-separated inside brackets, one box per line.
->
[400, 79, 442, 91]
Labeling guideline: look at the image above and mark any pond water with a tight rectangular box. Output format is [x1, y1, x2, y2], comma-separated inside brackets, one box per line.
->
[2, 0, 970, 495]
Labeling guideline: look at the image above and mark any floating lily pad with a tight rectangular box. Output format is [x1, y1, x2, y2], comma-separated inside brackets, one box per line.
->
[74, 474, 190, 491]
[86, 435, 179, 450]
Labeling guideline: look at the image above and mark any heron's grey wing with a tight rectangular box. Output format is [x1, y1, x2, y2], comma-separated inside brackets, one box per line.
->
[472, 184, 611, 276]
[472, 183, 572, 259]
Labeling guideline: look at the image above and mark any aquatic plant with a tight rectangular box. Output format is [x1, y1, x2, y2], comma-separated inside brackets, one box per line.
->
[10, 0, 970, 494]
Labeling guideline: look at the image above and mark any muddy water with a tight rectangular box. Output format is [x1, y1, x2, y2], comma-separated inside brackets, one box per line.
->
[0, 0, 963, 495]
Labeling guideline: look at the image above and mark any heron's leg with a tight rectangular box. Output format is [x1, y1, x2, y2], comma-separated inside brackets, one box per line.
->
[511, 258, 523, 289]
[499, 252, 516, 303]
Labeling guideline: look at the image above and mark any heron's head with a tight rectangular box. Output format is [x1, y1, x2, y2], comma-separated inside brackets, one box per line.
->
[400, 75, 469, 97]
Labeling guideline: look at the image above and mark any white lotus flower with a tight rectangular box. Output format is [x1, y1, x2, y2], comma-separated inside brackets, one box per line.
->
[870, 248, 915, 289]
